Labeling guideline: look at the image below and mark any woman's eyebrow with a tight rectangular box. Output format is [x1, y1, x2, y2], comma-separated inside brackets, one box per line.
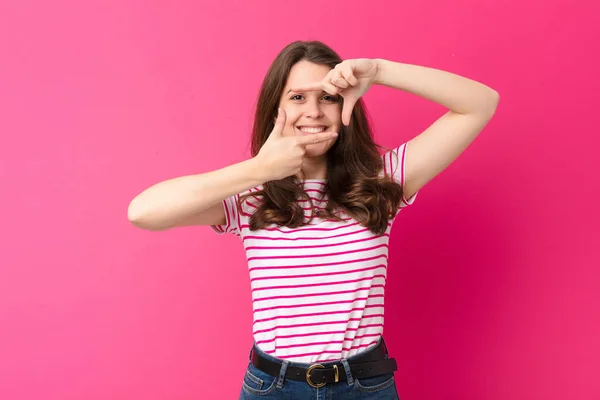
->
[286, 89, 327, 94]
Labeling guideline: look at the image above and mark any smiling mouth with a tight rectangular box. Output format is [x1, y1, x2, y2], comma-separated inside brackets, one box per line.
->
[296, 126, 328, 134]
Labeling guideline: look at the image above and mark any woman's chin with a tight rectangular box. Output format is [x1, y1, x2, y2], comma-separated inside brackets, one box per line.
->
[304, 145, 329, 158]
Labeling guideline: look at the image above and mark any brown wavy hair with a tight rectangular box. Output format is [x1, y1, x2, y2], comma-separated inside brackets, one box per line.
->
[238, 40, 405, 235]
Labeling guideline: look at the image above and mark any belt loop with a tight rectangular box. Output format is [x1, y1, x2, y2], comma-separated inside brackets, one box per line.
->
[276, 359, 290, 389]
[381, 336, 388, 357]
[340, 358, 354, 386]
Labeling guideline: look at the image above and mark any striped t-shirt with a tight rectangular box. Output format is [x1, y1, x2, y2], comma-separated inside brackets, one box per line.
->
[211, 142, 417, 363]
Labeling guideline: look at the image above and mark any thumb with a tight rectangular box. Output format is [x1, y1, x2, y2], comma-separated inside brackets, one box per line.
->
[342, 96, 357, 126]
[272, 107, 287, 136]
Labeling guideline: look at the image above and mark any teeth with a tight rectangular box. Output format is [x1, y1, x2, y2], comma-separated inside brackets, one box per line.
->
[298, 126, 326, 133]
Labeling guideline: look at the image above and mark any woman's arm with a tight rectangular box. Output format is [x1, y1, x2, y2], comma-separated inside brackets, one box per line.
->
[127, 111, 337, 231]
[373, 59, 500, 199]
[127, 158, 266, 231]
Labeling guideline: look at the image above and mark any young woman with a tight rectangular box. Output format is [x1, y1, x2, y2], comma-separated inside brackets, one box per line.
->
[128, 40, 499, 399]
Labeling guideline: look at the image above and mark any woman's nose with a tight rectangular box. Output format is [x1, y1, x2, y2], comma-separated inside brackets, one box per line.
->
[304, 102, 324, 118]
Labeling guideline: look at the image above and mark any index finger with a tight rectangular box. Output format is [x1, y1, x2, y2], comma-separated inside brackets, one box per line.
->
[271, 107, 287, 136]
[289, 82, 323, 92]
[296, 131, 338, 145]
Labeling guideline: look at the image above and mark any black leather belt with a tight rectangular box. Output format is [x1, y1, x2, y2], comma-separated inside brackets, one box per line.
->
[250, 339, 398, 388]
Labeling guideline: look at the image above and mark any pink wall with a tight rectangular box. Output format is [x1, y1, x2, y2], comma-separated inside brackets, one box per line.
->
[1, 0, 598, 399]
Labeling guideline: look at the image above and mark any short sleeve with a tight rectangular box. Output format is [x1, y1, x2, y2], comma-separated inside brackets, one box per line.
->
[210, 194, 241, 237]
[382, 142, 418, 208]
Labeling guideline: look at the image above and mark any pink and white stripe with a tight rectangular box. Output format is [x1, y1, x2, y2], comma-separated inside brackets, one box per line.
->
[212, 142, 417, 363]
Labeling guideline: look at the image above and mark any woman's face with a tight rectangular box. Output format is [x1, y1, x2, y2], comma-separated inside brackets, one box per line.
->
[278, 60, 342, 159]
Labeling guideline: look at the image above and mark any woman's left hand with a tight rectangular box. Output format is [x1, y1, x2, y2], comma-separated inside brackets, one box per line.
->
[290, 58, 379, 126]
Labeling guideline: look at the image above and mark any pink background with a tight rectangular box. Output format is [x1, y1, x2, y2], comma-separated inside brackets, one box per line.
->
[1, 0, 598, 399]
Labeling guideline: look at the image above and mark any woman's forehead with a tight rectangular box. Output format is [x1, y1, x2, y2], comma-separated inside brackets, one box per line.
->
[285, 61, 330, 88]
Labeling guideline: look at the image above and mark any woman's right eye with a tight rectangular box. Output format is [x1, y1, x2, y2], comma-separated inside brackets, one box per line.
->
[291, 94, 303, 100]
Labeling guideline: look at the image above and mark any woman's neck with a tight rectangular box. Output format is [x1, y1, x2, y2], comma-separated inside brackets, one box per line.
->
[298, 157, 328, 180]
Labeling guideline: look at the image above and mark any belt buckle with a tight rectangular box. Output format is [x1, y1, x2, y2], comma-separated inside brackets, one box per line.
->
[306, 364, 326, 388]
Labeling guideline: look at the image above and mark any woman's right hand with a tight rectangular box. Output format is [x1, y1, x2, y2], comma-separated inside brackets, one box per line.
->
[254, 108, 338, 181]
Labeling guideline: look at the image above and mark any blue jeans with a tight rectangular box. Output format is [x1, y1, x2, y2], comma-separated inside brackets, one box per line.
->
[239, 337, 400, 399]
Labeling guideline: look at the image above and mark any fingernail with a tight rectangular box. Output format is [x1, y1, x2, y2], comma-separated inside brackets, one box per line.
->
[332, 132, 338, 137]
